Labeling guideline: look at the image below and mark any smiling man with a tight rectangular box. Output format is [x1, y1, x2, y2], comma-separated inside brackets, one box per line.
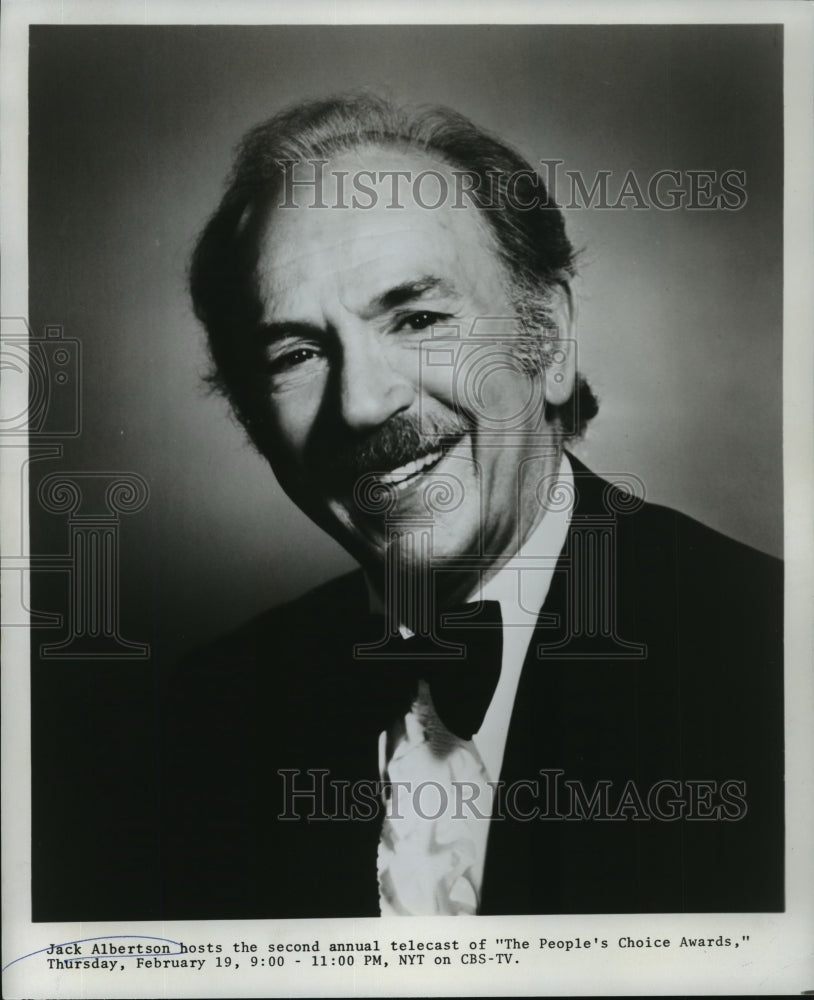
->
[161, 95, 783, 919]
[251, 142, 575, 606]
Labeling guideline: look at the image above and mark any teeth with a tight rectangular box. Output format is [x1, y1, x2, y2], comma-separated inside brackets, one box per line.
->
[379, 449, 443, 487]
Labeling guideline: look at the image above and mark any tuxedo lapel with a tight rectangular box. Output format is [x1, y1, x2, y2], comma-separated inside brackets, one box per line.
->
[479, 456, 672, 914]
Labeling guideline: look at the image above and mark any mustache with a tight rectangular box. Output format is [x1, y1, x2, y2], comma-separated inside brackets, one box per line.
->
[314, 412, 472, 490]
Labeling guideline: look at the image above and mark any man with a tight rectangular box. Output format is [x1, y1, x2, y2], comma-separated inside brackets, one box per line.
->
[161, 94, 783, 918]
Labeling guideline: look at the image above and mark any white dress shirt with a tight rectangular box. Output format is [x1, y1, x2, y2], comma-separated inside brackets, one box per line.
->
[375, 453, 574, 915]
[472, 452, 574, 782]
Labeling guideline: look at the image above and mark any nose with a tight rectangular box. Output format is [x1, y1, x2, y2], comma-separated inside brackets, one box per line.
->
[338, 331, 415, 431]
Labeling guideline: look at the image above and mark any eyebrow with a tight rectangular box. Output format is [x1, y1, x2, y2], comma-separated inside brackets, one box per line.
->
[255, 275, 459, 344]
[254, 320, 321, 346]
[366, 275, 458, 316]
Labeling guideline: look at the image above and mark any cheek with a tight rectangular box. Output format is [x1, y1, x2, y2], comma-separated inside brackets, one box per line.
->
[483, 370, 543, 426]
[452, 354, 543, 431]
[268, 394, 321, 459]
[415, 345, 544, 441]
[418, 341, 505, 413]
[416, 354, 457, 406]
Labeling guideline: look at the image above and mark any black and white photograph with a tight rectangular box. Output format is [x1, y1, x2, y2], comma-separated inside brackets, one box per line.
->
[2, 2, 813, 996]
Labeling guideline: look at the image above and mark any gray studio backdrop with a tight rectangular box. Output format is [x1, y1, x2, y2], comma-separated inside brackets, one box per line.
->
[29, 24, 782, 668]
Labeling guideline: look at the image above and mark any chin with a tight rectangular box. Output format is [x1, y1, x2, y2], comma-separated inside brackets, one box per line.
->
[394, 516, 482, 573]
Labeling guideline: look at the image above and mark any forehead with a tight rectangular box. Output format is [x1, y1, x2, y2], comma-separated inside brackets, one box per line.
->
[256, 145, 507, 318]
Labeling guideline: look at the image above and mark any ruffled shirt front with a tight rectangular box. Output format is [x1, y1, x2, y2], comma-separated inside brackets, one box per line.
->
[376, 454, 574, 915]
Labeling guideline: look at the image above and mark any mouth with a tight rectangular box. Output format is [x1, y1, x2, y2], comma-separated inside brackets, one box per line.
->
[376, 448, 445, 490]
[320, 431, 472, 551]
[373, 433, 466, 493]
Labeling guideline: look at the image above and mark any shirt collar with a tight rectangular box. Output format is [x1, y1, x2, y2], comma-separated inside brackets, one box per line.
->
[470, 451, 573, 616]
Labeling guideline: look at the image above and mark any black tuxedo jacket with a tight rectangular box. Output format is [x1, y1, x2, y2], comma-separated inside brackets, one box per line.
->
[161, 457, 783, 918]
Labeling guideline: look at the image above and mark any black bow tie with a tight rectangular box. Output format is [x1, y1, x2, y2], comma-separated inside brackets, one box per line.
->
[347, 600, 503, 740]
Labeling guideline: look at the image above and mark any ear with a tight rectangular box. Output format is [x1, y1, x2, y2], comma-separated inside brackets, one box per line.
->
[542, 282, 577, 406]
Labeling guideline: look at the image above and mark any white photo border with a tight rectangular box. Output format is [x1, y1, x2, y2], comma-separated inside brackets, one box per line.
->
[2, 2, 812, 997]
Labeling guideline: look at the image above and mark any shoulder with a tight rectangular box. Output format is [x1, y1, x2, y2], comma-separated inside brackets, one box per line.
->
[634, 496, 779, 567]
[567, 450, 781, 583]
[563, 452, 783, 661]
[626, 496, 782, 608]
[166, 568, 367, 694]
[205, 567, 366, 646]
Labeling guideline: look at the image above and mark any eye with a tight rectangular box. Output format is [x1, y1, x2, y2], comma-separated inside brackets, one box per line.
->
[397, 311, 450, 332]
[266, 344, 323, 379]
[266, 345, 323, 375]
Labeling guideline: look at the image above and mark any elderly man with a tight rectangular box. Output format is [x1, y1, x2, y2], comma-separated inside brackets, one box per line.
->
[161, 95, 783, 918]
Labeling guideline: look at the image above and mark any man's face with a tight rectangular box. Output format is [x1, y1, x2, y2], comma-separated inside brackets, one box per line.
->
[253, 145, 573, 587]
